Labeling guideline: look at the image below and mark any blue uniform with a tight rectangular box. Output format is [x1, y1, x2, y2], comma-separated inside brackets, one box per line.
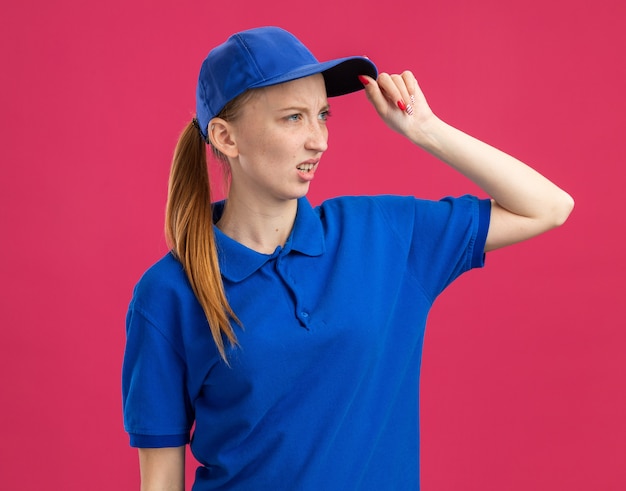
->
[123, 194, 490, 490]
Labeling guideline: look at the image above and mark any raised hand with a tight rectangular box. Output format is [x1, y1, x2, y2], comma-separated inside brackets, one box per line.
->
[359, 70, 434, 145]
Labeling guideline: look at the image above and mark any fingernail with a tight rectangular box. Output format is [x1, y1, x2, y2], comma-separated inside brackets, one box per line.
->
[358, 75, 369, 86]
[406, 104, 414, 116]
[410, 95, 416, 105]
[397, 100, 406, 111]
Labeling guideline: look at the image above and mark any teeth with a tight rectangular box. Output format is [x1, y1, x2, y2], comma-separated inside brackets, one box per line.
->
[298, 163, 314, 172]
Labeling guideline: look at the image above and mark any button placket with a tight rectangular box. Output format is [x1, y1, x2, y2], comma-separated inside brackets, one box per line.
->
[275, 255, 310, 329]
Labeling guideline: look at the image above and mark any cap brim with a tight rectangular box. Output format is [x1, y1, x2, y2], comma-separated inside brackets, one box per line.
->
[249, 56, 378, 97]
[322, 57, 378, 96]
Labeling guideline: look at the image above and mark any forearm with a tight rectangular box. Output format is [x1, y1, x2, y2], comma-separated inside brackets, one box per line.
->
[413, 115, 573, 225]
[139, 447, 185, 491]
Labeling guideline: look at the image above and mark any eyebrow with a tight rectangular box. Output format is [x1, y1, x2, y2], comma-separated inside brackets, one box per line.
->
[276, 103, 331, 113]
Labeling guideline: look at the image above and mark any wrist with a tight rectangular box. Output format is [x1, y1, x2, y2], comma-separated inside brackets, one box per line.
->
[408, 114, 444, 151]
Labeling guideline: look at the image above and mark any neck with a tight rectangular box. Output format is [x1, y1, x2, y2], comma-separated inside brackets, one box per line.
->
[216, 195, 299, 254]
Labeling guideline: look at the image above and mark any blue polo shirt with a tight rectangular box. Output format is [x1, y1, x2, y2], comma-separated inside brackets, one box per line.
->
[123, 194, 490, 490]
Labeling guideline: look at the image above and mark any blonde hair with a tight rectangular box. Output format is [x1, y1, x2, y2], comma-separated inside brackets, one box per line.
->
[165, 91, 257, 362]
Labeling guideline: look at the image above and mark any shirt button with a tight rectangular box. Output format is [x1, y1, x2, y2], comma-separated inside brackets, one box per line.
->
[301, 311, 309, 318]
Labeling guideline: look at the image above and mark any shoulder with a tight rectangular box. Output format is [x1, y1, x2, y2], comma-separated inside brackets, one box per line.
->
[316, 194, 480, 215]
[315, 194, 482, 230]
[314, 195, 488, 253]
[315, 195, 418, 223]
[132, 253, 189, 300]
[129, 253, 200, 330]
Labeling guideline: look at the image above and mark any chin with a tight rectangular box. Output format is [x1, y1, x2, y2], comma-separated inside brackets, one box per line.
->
[287, 184, 311, 200]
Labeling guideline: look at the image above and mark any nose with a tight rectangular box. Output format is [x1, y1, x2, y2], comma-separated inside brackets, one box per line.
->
[305, 120, 328, 153]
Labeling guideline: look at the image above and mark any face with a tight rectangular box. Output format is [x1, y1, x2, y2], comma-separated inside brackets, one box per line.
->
[224, 74, 330, 206]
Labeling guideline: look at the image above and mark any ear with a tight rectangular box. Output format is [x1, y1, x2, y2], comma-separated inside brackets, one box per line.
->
[208, 118, 238, 158]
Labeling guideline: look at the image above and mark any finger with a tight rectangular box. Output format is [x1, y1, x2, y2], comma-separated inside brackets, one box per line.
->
[360, 73, 391, 112]
[390, 74, 413, 114]
[400, 70, 417, 94]
[398, 71, 420, 115]
[400, 70, 420, 111]
[377, 72, 404, 110]
[377, 72, 417, 116]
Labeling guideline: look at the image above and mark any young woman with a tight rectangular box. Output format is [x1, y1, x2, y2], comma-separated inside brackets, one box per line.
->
[122, 26, 573, 490]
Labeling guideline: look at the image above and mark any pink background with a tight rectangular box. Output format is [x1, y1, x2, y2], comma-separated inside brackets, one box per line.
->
[1, 0, 624, 489]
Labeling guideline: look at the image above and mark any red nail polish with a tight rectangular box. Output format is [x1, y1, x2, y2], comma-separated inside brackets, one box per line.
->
[397, 100, 406, 111]
[358, 75, 369, 86]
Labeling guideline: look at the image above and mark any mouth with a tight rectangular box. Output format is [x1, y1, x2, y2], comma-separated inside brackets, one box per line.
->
[296, 162, 317, 173]
[297, 158, 320, 174]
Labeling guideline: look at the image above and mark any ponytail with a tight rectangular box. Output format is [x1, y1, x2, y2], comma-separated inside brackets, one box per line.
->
[165, 120, 240, 363]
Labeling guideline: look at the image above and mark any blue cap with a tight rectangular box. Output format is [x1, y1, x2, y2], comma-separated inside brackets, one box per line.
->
[195, 26, 378, 139]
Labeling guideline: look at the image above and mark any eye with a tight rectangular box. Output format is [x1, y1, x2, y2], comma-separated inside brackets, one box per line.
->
[286, 114, 302, 122]
[319, 110, 331, 121]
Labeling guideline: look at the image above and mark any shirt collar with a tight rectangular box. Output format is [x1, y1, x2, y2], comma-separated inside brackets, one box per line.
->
[213, 197, 325, 283]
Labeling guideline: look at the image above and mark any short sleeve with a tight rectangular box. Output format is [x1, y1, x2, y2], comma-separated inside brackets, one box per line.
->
[375, 194, 491, 301]
[415, 195, 490, 298]
[122, 302, 193, 448]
